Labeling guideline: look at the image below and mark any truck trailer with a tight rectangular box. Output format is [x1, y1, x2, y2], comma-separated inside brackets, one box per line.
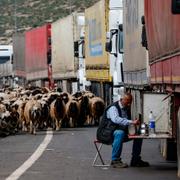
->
[85, 0, 124, 104]
[25, 23, 52, 88]
[51, 12, 84, 93]
[13, 32, 26, 87]
[123, 0, 180, 176]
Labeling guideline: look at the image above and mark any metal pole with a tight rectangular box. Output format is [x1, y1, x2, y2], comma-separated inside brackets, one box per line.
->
[14, 0, 17, 32]
[69, 0, 72, 14]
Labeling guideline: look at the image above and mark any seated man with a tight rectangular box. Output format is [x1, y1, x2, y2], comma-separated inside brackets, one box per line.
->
[105, 92, 149, 168]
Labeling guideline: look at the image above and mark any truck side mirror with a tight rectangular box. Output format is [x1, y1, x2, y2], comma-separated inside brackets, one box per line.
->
[141, 16, 148, 50]
[105, 30, 118, 56]
[11, 54, 14, 64]
[48, 37, 51, 46]
[119, 34, 123, 54]
[105, 41, 112, 52]
[172, 0, 180, 14]
[119, 24, 124, 54]
[81, 39, 85, 58]
[74, 41, 79, 58]
[110, 29, 118, 57]
[47, 50, 51, 64]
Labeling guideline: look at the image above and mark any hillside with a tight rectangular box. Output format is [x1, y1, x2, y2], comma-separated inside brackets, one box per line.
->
[0, 0, 98, 44]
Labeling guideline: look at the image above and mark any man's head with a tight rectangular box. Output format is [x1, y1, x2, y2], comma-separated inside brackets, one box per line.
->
[120, 92, 133, 107]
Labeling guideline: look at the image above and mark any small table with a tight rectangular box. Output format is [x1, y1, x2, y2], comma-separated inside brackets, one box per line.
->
[128, 133, 172, 139]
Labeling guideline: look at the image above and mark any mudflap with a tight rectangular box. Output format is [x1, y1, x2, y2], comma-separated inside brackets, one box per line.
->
[166, 139, 177, 161]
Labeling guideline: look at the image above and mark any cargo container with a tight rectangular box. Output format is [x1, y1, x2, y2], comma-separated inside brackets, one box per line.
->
[85, 0, 124, 104]
[25, 24, 52, 88]
[51, 12, 84, 93]
[85, 0, 110, 103]
[145, 0, 180, 176]
[85, 0, 109, 77]
[123, 0, 149, 87]
[12, 32, 26, 86]
[123, 0, 180, 176]
[0, 45, 13, 88]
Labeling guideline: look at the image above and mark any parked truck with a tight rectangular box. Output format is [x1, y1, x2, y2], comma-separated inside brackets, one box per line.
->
[85, 0, 124, 104]
[0, 45, 13, 88]
[51, 12, 84, 93]
[123, 0, 180, 176]
[25, 23, 52, 88]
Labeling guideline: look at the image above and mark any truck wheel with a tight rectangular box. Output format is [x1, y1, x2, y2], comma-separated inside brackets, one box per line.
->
[177, 107, 180, 177]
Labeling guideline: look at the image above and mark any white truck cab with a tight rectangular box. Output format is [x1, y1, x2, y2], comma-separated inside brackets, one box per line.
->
[74, 15, 88, 91]
[106, 0, 124, 102]
[0, 45, 13, 88]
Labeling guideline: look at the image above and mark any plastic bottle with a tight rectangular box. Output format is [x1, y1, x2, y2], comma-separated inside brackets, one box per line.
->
[148, 111, 155, 134]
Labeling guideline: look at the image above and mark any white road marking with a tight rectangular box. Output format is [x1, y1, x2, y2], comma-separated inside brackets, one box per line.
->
[6, 130, 53, 180]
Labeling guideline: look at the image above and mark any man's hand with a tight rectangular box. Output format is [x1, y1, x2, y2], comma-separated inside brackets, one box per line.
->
[131, 119, 140, 125]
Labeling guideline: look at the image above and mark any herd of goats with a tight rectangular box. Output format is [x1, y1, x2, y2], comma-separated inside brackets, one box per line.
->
[0, 87, 105, 137]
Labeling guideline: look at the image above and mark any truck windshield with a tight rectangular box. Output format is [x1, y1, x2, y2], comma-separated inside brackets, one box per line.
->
[0, 47, 13, 64]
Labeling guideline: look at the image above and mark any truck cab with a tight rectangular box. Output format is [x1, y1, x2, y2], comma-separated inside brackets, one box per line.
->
[0, 45, 13, 88]
[74, 15, 87, 91]
[105, 0, 124, 102]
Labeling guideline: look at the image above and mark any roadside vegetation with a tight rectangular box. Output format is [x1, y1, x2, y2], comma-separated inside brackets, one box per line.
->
[0, 0, 98, 44]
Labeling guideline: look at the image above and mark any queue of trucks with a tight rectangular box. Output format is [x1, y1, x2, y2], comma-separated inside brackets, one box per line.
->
[7, 0, 120, 101]
[122, 0, 180, 177]
[0, 0, 180, 177]
[11, 0, 124, 104]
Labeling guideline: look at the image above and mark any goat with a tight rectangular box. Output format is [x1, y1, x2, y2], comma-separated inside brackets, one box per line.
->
[65, 97, 80, 128]
[24, 99, 42, 134]
[50, 96, 66, 130]
[89, 97, 105, 125]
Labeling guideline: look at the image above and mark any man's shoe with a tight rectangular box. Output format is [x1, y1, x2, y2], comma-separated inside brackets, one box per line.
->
[130, 159, 150, 167]
[111, 159, 128, 168]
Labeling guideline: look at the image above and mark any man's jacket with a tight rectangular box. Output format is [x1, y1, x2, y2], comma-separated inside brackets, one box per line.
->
[96, 101, 130, 145]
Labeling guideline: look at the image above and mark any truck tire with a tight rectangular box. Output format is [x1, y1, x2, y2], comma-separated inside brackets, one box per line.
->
[177, 107, 180, 177]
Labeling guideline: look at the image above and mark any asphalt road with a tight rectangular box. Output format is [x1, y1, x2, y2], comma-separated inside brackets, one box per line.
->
[0, 127, 179, 180]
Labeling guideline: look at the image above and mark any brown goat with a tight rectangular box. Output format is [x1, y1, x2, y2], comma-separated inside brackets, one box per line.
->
[24, 99, 42, 134]
[50, 96, 66, 130]
[65, 98, 80, 128]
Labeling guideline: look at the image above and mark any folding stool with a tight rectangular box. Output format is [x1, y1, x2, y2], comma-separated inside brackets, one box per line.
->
[92, 140, 110, 167]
